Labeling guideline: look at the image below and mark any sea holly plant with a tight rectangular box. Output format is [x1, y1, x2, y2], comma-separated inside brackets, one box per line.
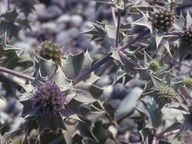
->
[1, 0, 192, 144]
[0, 0, 35, 39]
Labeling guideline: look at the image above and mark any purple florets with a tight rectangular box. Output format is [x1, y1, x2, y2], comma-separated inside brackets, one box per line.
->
[31, 82, 66, 117]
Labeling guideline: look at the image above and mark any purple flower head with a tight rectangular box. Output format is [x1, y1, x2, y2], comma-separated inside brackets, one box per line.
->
[31, 82, 66, 117]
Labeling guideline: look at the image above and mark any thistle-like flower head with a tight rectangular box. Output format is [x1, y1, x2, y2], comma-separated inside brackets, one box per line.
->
[151, 9, 176, 31]
[156, 85, 176, 107]
[159, 85, 176, 98]
[148, 60, 160, 72]
[39, 41, 62, 66]
[31, 82, 66, 117]
[182, 27, 192, 46]
[183, 77, 192, 89]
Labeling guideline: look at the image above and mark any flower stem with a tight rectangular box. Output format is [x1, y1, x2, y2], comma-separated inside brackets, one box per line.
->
[119, 28, 150, 51]
[0, 66, 34, 82]
[72, 55, 112, 85]
[116, 9, 121, 48]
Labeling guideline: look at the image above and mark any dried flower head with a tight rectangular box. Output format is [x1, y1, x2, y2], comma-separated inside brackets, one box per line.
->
[151, 9, 176, 31]
[148, 60, 160, 72]
[31, 82, 66, 117]
[39, 41, 62, 66]
[183, 77, 192, 89]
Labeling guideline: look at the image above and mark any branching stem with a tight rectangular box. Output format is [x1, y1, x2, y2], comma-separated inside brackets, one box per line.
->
[119, 29, 150, 51]
[73, 28, 150, 84]
[72, 55, 112, 85]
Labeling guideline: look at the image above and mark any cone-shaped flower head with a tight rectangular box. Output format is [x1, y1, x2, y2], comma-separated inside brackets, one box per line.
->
[148, 60, 160, 72]
[182, 27, 192, 46]
[183, 77, 192, 89]
[31, 82, 66, 116]
[151, 9, 176, 31]
[156, 85, 176, 106]
[40, 41, 62, 66]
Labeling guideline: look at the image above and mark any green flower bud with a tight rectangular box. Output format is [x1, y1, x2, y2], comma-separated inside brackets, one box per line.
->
[148, 60, 160, 72]
[156, 85, 176, 108]
[182, 27, 192, 46]
[159, 85, 176, 98]
[12, 138, 22, 144]
[183, 77, 192, 88]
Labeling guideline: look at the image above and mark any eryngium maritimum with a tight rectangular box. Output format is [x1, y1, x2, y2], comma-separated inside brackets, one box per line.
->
[151, 9, 175, 31]
[31, 83, 66, 116]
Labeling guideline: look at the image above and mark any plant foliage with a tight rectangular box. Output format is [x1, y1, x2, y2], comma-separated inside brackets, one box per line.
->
[1, 0, 192, 144]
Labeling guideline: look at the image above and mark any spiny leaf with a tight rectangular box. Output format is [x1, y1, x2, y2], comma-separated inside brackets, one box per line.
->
[113, 68, 129, 84]
[174, 13, 185, 31]
[0, 33, 20, 58]
[0, 9, 18, 22]
[20, 99, 34, 117]
[14, 0, 36, 16]
[62, 51, 93, 80]
[0, 10, 22, 38]
[178, 42, 191, 60]
[64, 118, 79, 134]
[71, 85, 103, 107]
[35, 56, 56, 80]
[160, 39, 172, 57]
[136, 67, 151, 80]
[84, 23, 116, 52]
[155, 31, 177, 56]
[48, 67, 71, 90]
[132, 10, 153, 33]
[155, 31, 164, 49]
[144, 52, 153, 68]
[16, 19, 31, 30]
[63, 131, 73, 144]
[144, 102, 162, 128]
[84, 72, 100, 84]
[0, 33, 24, 96]
[151, 75, 166, 89]
[111, 49, 123, 64]
[186, 11, 192, 29]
